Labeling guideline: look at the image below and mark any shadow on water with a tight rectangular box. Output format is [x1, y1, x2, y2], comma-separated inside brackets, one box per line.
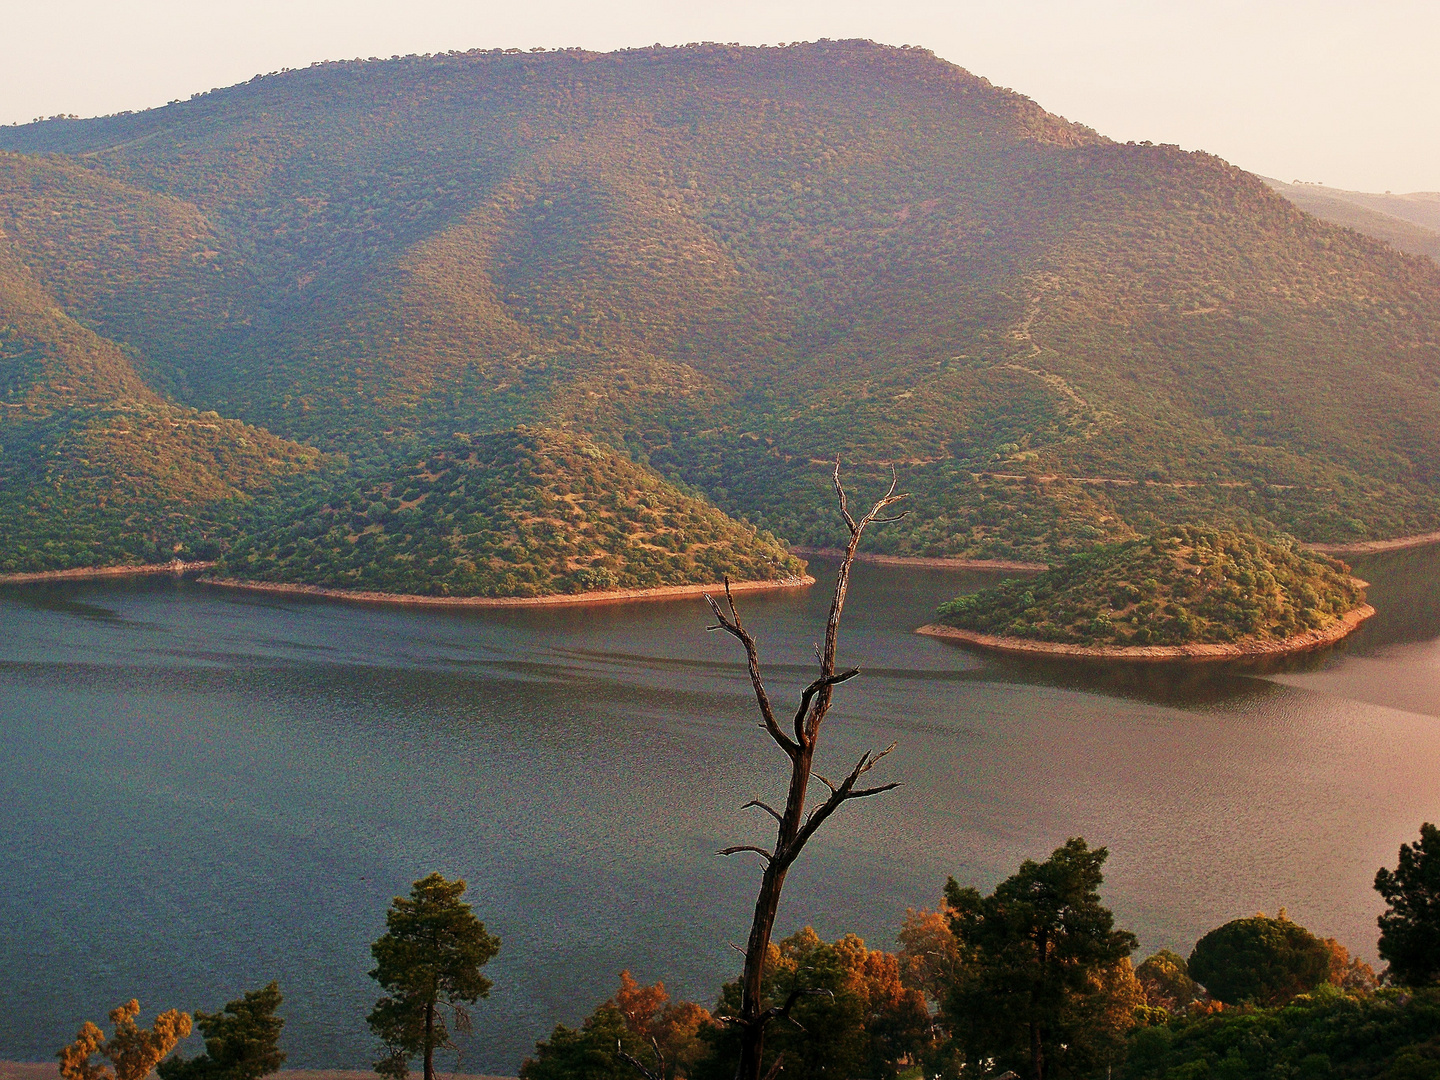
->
[0, 580, 147, 624]
[923, 639, 1326, 710]
[1347, 542, 1440, 650]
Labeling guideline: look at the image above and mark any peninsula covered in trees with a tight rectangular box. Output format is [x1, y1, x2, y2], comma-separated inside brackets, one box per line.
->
[924, 525, 1372, 656]
[210, 426, 804, 599]
[5, 41, 1440, 593]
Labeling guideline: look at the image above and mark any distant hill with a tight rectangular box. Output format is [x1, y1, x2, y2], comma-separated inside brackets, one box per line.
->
[1263, 178, 1440, 264]
[3, 41, 1440, 583]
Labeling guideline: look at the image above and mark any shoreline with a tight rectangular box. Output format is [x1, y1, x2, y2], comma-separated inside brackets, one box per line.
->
[196, 574, 815, 608]
[915, 603, 1377, 663]
[1307, 530, 1440, 555]
[5, 523, 1434, 596]
[791, 546, 1048, 572]
[0, 559, 215, 585]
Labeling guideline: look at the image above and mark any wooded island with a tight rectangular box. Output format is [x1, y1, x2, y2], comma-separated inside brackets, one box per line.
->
[919, 526, 1374, 660]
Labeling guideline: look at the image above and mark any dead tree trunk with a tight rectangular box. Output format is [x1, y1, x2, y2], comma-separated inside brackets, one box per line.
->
[705, 463, 908, 1080]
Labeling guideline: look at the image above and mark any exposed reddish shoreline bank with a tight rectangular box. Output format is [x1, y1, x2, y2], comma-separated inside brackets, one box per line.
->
[196, 574, 815, 608]
[791, 546, 1048, 572]
[915, 604, 1376, 663]
[799, 529, 1440, 571]
[1308, 530, 1440, 555]
[2, 524, 1432, 596]
[0, 559, 216, 585]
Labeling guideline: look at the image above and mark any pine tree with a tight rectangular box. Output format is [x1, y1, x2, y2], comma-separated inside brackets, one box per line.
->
[156, 982, 285, 1080]
[368, 873, 501, 1080]
[1375, 822, 1440, 986]
[943, 838, 1139, 1080]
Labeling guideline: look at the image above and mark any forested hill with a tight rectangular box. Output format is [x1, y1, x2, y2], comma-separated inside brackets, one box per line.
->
[4, 40, 1440, 579]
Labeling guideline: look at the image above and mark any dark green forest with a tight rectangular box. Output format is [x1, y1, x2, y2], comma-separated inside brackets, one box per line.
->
[5, 40, 1440, 587]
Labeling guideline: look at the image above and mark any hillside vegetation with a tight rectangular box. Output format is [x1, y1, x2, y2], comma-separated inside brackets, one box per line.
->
[936, 525, 1365, 646]
[3, 41, 1440, 582]
[0, 404, 319, 574]
[218, 426, 804, 597]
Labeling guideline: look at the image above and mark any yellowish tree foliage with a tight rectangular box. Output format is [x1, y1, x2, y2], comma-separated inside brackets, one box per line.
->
[58, 1000, 193, 1080]
[1321, 937, 1380, 994]
[897, 906, 965, 1007]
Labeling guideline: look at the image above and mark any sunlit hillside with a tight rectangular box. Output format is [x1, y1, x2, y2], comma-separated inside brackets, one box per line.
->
[4, 40, 1440, 577]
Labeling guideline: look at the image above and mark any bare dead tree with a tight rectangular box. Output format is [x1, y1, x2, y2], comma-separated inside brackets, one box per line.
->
[616, 1038, 665, 1080]
[704, 463, 909, 1080]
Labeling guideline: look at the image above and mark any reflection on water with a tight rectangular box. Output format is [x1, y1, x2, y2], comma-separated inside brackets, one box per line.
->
[2, 549, 1440, 1070]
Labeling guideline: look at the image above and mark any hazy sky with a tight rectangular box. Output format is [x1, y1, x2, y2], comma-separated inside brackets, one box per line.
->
[4, 1, 1436, 193]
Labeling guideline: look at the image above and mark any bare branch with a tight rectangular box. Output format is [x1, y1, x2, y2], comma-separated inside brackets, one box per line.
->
[718, 845, 775, 863]
[703, 582, 799, 757]
[790, 669, 859, 744]
[761, 1053, 787, 1080]
[742, 799, 784, 823]
[786, 746, 900, 865]
[616, 1039, 665, 1080]
[810, 467, 909, 738]
[761, 987, 834, 1026]
[848, 781, 902, 799]
[702, 464, 907, 1080]
[833, 461, 860, 536]
[860, 741, 898, 773]
[452, 1003, 472, 1036]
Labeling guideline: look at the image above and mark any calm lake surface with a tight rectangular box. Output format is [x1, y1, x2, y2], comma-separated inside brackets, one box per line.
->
[5, 549, 1440, 1070]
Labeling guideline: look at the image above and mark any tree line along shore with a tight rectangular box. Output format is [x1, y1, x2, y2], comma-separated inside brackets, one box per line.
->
[46, 827, 1440, 1080]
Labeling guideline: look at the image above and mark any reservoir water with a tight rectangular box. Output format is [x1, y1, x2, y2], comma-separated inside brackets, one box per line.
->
[4, 549, 1440, 1071]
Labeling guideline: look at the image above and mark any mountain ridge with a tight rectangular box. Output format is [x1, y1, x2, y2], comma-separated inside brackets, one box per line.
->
[2, 40, 1440, 585]
[1263, 177, 1440, 264]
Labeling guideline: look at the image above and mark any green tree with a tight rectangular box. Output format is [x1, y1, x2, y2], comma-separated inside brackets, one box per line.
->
[519, 1004, 651, 1080]
[697, 927, 931, 1080]
[1123, 986, 1440, 1080]
[943, 837, 1139, 1080]
[1187, 911, 1331, 1006]
[367, 873, 501, 1080]
[1375, 823, 1440, 987]
[156, 983, 285, 1080]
